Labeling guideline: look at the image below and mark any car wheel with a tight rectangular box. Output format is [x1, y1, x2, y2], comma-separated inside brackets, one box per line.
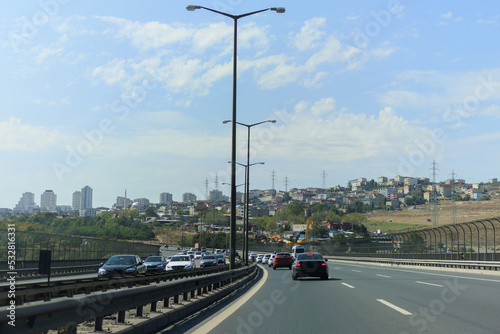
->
[321, 275, 328, 280]
[292, 274, 297, 280]
[289, 266, 292, 270]
[273, 266, 276, 270]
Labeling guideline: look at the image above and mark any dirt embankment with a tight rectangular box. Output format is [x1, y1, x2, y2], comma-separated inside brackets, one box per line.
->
[367, 197, 500, 230]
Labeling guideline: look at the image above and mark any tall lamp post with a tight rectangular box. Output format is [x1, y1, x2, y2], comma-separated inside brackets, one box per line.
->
[187, 5, 285, 269]
[236, 161, 265, 265]
[224, 120, 276, 265]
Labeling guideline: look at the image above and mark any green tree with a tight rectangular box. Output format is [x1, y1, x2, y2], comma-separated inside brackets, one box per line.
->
[286, 202, 305, 216]
[310, 219, 329, 238]
[145, 207, 158, 218]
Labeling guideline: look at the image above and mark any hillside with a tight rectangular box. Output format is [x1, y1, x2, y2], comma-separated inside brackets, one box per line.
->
[365, 196, 500, 233]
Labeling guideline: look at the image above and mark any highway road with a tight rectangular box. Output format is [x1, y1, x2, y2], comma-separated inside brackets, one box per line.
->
[164, 260, 500, 334]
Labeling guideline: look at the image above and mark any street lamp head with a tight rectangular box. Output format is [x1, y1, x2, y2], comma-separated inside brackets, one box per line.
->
[269, 120, 276, 123]
[186, 5, 201, 11]
[222, 120, 231, 124]
[270, 7, 286, 13]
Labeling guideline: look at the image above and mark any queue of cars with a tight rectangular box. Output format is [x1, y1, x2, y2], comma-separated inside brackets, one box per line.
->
[252, 249, 329, 280]
[98, 249, 228, 277]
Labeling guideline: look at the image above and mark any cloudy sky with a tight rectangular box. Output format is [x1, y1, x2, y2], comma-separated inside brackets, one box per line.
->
[1, 1, 499, 208]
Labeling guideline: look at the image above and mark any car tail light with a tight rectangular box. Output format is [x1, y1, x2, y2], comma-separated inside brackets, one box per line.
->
[321, 262, 326, 266]
[295, 262, 301, 267]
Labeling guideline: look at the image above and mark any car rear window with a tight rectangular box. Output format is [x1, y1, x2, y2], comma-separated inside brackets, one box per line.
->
[276, 253, 290, 257]
[297, 253, 324, 260]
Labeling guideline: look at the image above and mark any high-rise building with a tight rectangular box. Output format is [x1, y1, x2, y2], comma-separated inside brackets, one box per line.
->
[81, 186, 93, 209]
[40, 190, 57, 211]
[72, 191, 82, 210]
[116, 196, 133, 209]
[182, 193, 197, 203]
[208, 189, 224, 202]
[159, 192, 173, 204]
[14, 192, 35, 212]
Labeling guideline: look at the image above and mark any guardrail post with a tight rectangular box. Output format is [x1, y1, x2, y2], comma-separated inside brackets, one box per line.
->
[118, 310, 126, 323]
[183, 291, 188, 301]
[174, 294, 179, 304]
[137, 305, 143, 317]
[95, 316, 103, 331]
[191, 289, 196, 299]
[151, 301, 157, 312]
[163, 297, 169, 308]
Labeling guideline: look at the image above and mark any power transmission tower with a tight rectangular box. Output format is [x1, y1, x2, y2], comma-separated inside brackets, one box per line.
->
[322, 170, 327, 189]
[284, 176, 289, 192]
[215, 173, 219, 190]
[205, 178, 209, 200]
[271, 170, 276, 191]
[451, 170, 456, 225]
[429, 160, 439, 227]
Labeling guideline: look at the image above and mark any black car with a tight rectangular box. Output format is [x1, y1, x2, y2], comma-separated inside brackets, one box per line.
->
[292, 252, 328, 280]
[98, 254, 146, 277]
[143, 255, 167, 272]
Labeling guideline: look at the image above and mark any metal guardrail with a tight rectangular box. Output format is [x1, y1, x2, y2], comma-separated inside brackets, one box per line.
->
[0, 265, 257, 334]
[327, 256, 500, 271]
[0, 265, 229, 306]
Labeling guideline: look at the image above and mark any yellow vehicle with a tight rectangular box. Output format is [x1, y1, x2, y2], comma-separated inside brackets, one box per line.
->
[297, 218, 313, 243]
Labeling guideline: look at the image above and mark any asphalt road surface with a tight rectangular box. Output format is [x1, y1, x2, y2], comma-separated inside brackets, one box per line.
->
[166, 260, 500, 334]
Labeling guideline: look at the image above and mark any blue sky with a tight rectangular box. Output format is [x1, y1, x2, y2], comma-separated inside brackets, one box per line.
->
[1, 0, 499, 208]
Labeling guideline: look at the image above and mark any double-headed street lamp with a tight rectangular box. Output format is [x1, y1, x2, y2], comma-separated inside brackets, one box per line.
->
[225, 119, 276, 264]
[187, 5, 285, 269]
[236, 161, 265, 265]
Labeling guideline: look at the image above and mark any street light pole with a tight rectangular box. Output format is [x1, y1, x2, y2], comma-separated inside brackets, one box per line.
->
[225, 120, 275, 265]
[187, 5, 285, 269]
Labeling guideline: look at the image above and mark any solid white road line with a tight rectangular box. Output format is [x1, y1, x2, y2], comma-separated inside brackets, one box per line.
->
[377, 299, 413, 315]
[352, 269, 362, 272]
[341, 283, 355, 289]
[191, 268, 269, 334]
[376, 274, 391, 278]
[415, 280, 444, 287]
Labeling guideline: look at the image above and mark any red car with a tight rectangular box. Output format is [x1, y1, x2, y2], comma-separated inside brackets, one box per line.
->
[273, 252, 293, 270]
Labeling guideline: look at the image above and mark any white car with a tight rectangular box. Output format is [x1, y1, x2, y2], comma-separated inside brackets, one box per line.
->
[166, 255, 193, 270]
[256, 254, 264, 263]
[268, 254, 276, 267]
[194, 251, 203, 259]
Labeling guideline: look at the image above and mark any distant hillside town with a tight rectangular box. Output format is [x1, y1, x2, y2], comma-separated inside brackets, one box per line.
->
[2, 176, 499, 219]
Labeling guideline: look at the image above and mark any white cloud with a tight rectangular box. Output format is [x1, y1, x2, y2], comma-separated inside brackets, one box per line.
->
[441, 12, 453, 19]
[91, 58, 128, 86]
[266, 100, 436, 163]
[99, 16, 192, 51]
[0, 118, 60, 151]
[292, 17, 327, 51]
[481, 104, 500, 118]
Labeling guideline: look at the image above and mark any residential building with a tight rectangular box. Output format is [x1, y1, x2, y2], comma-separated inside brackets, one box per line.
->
[208, 189, 224, 202]
[159, 192, 173, 204]
[182, 193, 197, 203]
[14, 192, 36, 212]
[116, 196, 133, 209]
[40, 190, 57, 211]
[72, 191, 81, 210]
[81, 185, 93, 209]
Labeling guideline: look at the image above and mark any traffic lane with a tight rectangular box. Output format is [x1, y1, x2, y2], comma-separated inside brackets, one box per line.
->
[328, 261, 500, 333]
[205, 264, 416, 334]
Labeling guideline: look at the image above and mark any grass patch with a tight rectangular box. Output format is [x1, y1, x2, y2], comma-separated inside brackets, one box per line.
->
[365, 220, 426, 233]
